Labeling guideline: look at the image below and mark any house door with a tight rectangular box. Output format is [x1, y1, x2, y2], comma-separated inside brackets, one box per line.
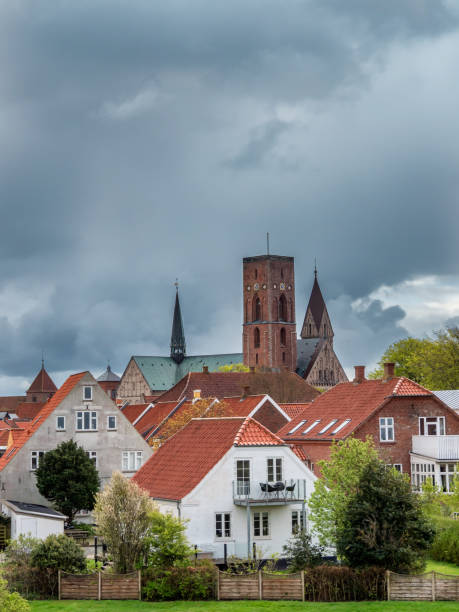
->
[236, 459, 250, 496]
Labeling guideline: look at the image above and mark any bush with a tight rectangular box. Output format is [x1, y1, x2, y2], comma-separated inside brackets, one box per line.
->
[0, 578, 30, 612]
[283, 530, 324, 571]
[303, 565, 386, 601]
[144, 511, 193, 569]
[30, 534, 86, 573]
[430, 523, 459, 565]
[143, 560, 216, 601]
[2, 536, 44, 599]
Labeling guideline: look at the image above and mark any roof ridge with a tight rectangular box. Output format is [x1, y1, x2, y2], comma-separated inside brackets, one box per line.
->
[234, 416, 285, 446]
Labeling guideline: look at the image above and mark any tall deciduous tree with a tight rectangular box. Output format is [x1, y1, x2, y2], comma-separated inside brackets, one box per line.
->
[35, 439, 99, 524]
[369, 327, 459, 390]
[93, 472, 155, 573]
[308, 437, 380, 546]
[337, 461, 435, 572]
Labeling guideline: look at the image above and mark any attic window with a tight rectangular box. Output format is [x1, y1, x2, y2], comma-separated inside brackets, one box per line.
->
[288, 420, 306, 435]
[302, 420, 321, 434]
[332, 419, 351, 434]
[83, 386, 93, 401]
[318, 419, 339, 435]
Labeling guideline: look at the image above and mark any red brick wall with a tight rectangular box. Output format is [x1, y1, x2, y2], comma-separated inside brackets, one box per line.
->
[242, 255, 297, 372]
[252, 400, 289, 433]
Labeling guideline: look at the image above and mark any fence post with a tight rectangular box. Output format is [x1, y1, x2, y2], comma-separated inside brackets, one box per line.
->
[258, 570, 262, 600]
[301, 570, 305, 602]
[217, 570, 220, 601]
[138, 570, 142, 600]
[58, 570, 61, 601]
[432, 571, 436, 601]
[386, 570, 390, 601]
[98, 571, 101, 601]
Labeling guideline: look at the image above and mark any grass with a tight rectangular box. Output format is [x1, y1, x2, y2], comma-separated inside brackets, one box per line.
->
[29, 603, 459, 612]
[425, 559, 459, 575]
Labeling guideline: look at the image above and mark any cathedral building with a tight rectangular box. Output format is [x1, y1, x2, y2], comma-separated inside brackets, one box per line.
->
[242, 254, 347, 388]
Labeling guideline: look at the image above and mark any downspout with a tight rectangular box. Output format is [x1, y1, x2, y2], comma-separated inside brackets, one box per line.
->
[176, 500, 181, 520]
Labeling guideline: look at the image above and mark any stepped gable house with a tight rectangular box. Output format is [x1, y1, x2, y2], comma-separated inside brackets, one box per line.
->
[242, 253, 347, 388]
[117, 287, 243, 403]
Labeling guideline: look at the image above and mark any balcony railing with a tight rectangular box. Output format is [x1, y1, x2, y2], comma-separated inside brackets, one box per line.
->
[412, 435, 459, 460]
[232, 479, 307, 505]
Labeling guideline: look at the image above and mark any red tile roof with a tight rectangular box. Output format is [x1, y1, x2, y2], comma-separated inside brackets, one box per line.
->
[133, 416, 285, 500]
[121, 403, 149, 424]
[218, 395, 267, 416]
[0, 372, 87, 471]
[0, 396, 26, 412]
[14, 402, 45, 420]
[290, 444, 308, 461]
[281, 403, 311, 419]
[134, 401, 181, 438]
[279, 377, 435, 442]
[27, 367, 57, 393]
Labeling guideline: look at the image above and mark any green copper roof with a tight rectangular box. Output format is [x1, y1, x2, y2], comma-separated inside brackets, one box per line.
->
[133, 354, 244, 392]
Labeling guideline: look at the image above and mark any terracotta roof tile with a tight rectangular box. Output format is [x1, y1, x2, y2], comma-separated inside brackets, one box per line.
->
[134, 401, 181, 438]
[217, 395, 266, 416]
[281, 403, 311, 419]
[14, 402, 45, 420]
[0, 372, 87, 471]
[279, 377, 434, 442]
[0, 397, 26, 412]
[133, 416, 285, 500]
[121, 404, 149, 424]
[27, 367, 57, 394]
[290, 444, 307, 461]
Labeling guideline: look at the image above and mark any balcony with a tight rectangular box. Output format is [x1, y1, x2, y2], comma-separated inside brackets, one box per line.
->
[232, 479, 308, 506]
[412, 435, 459, 461]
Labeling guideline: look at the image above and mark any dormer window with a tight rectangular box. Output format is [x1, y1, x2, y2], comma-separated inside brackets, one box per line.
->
[83, 386, 93, 401]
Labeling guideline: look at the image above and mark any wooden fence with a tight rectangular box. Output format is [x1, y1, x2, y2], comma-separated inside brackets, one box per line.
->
[387, 571, 459, 601]
[59, 570, 141, 600]
[217, 571, 304, 601]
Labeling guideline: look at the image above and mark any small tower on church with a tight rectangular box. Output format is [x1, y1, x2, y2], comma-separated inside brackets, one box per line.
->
[300, 267, 334, 344]
[242, 254, 297, 371]
[170, 283, 186, 364]
[26, 360, 57, 403]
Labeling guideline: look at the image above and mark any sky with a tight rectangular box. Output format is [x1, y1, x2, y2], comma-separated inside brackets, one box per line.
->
[1, 1, 459, 394]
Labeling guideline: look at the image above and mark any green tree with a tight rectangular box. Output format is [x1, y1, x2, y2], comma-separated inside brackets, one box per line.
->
[0, 578, 29, 612]
[308, 437, 380, 546]
[369, 327, 459, 390]
[144, 511, 193, 568]
[337, 460, 435, 572]
[30, 534, 86, 573]
[35, 439, 100, 523]
[93, 471, 155, 573]
[218, 363, 250, 372]
[282, 530, 324, 572]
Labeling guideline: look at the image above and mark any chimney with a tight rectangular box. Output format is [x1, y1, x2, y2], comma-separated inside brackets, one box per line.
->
[202, 366, 209, 374]
[242, 385, 250, 399]
[353, 365, 366, 384]
[383, 362, 395, 382]
[249, 366, 255, 373]
[193, 389, 201, 401]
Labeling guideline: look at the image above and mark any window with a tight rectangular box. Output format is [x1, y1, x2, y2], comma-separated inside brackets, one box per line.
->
[256, 353, 258, 365]
[411, 462, 435, 490]
[267, 458, 282, 482]
[253, 511, 269, 537]
[282, 351, 286, 363]
[309, 324, 312, 335]
[253, 296, 262, 321]
[56, 416, 66, 431]
[110, 389, 116, 400]
[379, 417, 394, 442]
[236, 459, 250, 495]
[215, 513, 231, 538]
[331, 419, 351, 435]
[419, 417, 445, 436]
[440, 463, 457, 492]
[254, 268, 258, 279]
[107, 415, 117, 430]
[291, 510, 305, 533]
[254, 327, 260, 348]
[303, 420, 321, 434]
[279, 295, 287, 321]
[386, 464, 402, 473]
[76, 411, 98, 431]
[318, 419, 338, 435]
[122, 451, 143, 471]
[280, 328, 286, 346]
[83, 386, 93, 401]
[85, 451, 97, 467]
[288, 420, 306, 434]
[31, 451, 45, 470]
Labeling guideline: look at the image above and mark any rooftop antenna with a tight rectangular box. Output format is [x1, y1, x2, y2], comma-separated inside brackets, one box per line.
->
[314, 258, 317, 279]
[41, 349, 44, 369]
[174, 278, 179, 292]
[267, 232, 270, 255]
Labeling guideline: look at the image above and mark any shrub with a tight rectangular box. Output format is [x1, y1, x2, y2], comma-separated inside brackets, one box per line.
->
[0, 578, 30, 612]
[430, 523, 459, 565]
[144, 511, 193, 569]
[283, 530, 324, 571]
[303, 565, 386, 601]
[143, 560, 216, 601]
[2, 536, 43, 599]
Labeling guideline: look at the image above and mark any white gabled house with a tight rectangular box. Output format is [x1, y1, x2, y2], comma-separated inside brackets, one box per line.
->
[0, 371, 153, 513]
[0, 499, 66, 540]
[133, 416, 317, 560]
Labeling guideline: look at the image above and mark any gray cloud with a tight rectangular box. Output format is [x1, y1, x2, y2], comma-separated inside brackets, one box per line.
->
[0, 1, 459, 391]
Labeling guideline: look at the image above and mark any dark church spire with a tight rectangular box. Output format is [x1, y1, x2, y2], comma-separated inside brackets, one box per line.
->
[170, 281, 186, 364]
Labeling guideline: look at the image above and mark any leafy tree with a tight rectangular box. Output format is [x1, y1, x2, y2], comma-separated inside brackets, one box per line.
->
[369, 327, 459, 390]
[337, 460, 435, 572]
[35, 439, 100, 523]
[93, 471, 155, 573]
[30, 534, 86, 573]
[282, 530, 324, 571]
[308, 437, 380, 546]
[0, 578, 30, 612]
[144, 511, 193, 569]
[218, 363, 250, 372]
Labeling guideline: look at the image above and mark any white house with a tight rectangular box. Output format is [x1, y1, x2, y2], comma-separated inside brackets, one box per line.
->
[0, 371, 153, 513]
[134, 416, 317, 560]
[1, 499, 66, 539]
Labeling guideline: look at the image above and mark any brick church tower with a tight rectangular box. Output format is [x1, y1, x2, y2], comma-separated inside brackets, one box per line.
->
[242, 255, 297, 371]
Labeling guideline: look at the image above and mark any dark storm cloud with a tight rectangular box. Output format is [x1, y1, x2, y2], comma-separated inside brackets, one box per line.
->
[0, 0, 459, 391]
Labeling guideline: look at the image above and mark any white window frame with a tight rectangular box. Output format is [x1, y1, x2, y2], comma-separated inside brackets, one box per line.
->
[56, 415, 66, 431]
[107, 415, 117, 430]
[235, 458, 251, 495]
[288, 420, 306, 435]
[291, 510, 305, 534]
[83, 386, 93, 401]
[303, 420, 321, 434]
[318, 419, 338, 435]
[386, 463, 402, 473]
[419, 416, 445, 436]
[267, 457, 283, 482]
[76, 411, 98, 431]
[379, 417, 394, 442]
[122, 450, 143, 471]
[85, 450, 98, 467]
[31, 450, 45, 470]
[215, 512, 232, 539]
[253, 511, 270, 538]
